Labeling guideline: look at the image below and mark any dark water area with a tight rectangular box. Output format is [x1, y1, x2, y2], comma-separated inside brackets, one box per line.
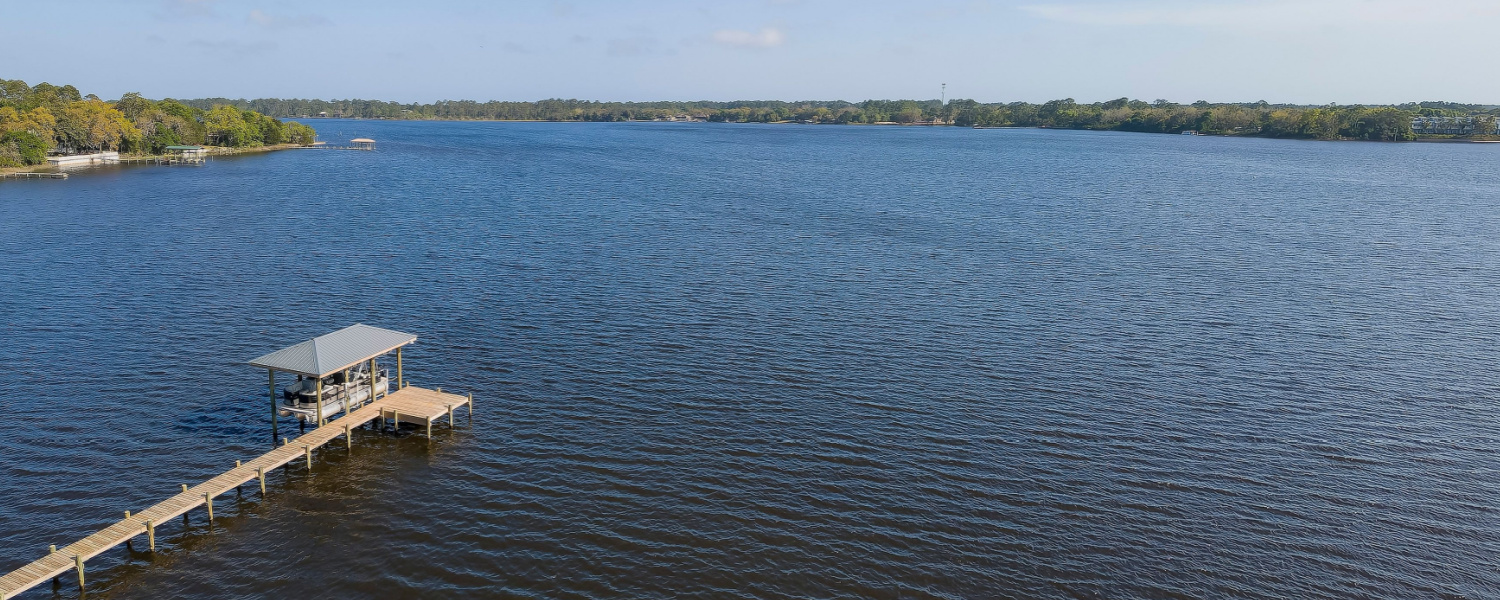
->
[3, 121, 1500, 599]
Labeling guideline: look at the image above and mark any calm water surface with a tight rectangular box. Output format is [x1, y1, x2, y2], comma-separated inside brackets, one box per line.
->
[2, 122, 1499, 599]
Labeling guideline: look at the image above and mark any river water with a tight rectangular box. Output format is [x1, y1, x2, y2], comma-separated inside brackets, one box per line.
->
[2, 122, 1499, 599]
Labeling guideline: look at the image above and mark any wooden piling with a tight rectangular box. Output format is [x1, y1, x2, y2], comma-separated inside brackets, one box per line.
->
[204, 493, 213, 521]
[304, 445, 312, 470]
[269, 369, 278, 438]
[448, 404, 454, 427]
[146, 520, 155, 551]
[257, 466, 266, 495]
[74, 555, 83, 589]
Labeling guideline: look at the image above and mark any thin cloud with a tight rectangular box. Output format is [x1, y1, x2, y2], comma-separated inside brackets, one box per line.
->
[247, 9, 331, 29]
[155, 0, 217, 20]
[1019, 0, 1500, 30]
[712, 27, 785, 48]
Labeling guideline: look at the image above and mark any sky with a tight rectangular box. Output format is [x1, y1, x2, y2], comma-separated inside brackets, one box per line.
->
[4, 0, 1500, 105]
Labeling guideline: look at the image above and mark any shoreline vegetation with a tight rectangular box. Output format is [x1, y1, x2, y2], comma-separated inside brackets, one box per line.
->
[1, 78, 316, 175]
[187, 97, 1500, 142]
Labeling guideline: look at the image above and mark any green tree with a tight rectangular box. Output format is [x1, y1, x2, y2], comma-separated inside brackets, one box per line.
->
[56, 99, 139, 152]
[1, 130, 48, 164]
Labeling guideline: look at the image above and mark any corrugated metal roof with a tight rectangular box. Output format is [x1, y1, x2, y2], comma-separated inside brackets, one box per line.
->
[248, 324, 417, 377]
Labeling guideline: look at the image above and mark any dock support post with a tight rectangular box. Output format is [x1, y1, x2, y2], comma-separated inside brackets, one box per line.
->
[204, 493, 214, 521]
[343, 368, 351, 417]
[269, 369, 278, 438]
[304, 445, 312, 470]
[448, 404, 454, 427]
[147, 520, 155, 551]
[369, 357, 378, 403]
[393, 412, 400, 429]
[426, 419, 432, 437]
[397, 347, 403, 389]
[345, 424, 352, 450]
[258, 466, 266, 495]
[469, 393, 473, 419]
[75, 554, 84, 589]
[316, 378, 325, 427]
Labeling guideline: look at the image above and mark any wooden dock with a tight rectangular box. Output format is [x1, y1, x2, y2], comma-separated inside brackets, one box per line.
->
[0, 172, 67, 180]
[0, 385, 471, 599]
[119, 157, 205, 166]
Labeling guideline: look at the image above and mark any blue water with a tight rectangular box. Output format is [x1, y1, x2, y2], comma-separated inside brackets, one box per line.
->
[3, 122, 1500, 599]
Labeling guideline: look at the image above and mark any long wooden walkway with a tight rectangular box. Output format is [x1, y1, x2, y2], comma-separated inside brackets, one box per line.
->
[0, 385, 471, 599]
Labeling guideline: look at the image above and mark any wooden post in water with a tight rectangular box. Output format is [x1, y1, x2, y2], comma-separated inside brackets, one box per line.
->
[342, 368, 351, 417]
[204, 493, 213, 521]
[396, 347, 403, 388]
[257, 466, 266, 495]
[268, 369, 278, 438]
[304, 445, 312, 470]
[345, 424, 352, 450]
[316, 377, 324, 427]
[74, 554, 84, 589]
[369, 357, 377, 403]
[146, 520, 155, 551]
[448, 404, 454, 427]
[468, 393, 473, 419]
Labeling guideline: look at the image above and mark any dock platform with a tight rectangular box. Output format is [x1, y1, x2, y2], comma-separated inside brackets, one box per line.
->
[0, 385, 471, 599]
[0, 173, 67, 180]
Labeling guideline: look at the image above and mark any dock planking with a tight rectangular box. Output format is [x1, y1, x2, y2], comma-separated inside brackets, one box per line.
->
[0, 385, 471, 599]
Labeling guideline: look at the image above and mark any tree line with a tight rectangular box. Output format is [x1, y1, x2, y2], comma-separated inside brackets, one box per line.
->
[182, 96, 1500, 141]
[0, 79, 316, 167]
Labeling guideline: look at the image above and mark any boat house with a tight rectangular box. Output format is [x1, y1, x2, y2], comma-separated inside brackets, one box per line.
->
[249, 323, 415, 431]
[350, 138, 375, 150]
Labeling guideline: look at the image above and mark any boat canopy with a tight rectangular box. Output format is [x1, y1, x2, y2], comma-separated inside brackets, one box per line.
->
[248, 323, 416, 378]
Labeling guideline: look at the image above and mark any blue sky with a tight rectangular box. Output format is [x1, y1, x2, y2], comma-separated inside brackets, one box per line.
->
[5, 0, 1500, 104]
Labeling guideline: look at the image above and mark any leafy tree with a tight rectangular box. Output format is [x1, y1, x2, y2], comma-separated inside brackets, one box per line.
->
[56, 99, 139, 152]
[1, 130, 48, 164]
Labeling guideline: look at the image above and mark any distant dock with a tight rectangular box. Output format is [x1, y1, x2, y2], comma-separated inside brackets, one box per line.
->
[295, 137, 376, 151]
[0, 172, 67, 180]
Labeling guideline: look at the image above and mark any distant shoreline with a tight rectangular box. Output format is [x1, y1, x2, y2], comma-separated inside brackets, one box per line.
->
[1, 143, 308, 178]
[283, 116, 1500, 143]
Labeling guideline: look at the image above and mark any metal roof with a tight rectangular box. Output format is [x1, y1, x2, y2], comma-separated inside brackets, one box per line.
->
[350, 138, 375, 143]
[164, 145, 203, 150]
[248, 324, 417, 377]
